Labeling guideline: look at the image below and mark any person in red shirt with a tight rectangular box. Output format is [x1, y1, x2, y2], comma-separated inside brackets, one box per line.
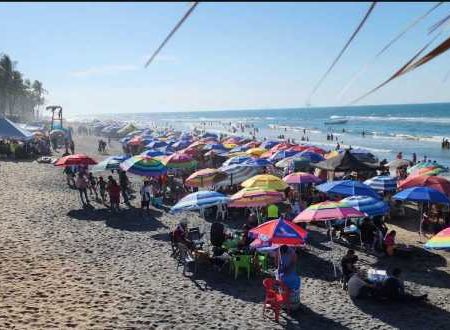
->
[107, 179, 121, 212]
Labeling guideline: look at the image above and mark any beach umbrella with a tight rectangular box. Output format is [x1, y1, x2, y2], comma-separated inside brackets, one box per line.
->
[241, 174, 288, 191]
[222, 136, 242, 145]
[140, 149, 165, 157]
[364, 175, 398, 192]
[146, 140, 168, 149]
[222, 156, 252, 167]
[340, 195, 390, 217]
[275, 156, 310, 169]
[270, 143, 294, 153]
[162, 152, 197, 169]
[226, 151, 249, 158]
[410, 166, 447, 177]
[324, 150, 341, 159]
[171, 140, 191, 150]
[185, 168, 228, 188]
[201, 132, 218, 139]
[229, 187, 285, 208]
[55, 154, 97, 167]
[268, 150, 298, 163]
[229, 145, 250, 153]
[393, 187, 450, 204]
[249, 218, 307, 248]
[242, 158, 272, 167]
[203, 143, 227, 152]
[283, 172, 322, 185]
[119, 155, 167, 176]
[296, 151, 325, 163]
[304, 146, 327, 155]
[243, 141, 261, 149]
[223, 143, 238, 150]
[385, 159, 411, 168]
[246, 147, 267, 157]
[170, 191, 229, 213]
[424, 227, 450, 250]
[91, 155, 129, 172]
[316, 180, 380, 199]
[407, 162, 446, 174]
[293, 201, 366, 223]
[398, 175, 450, 196]
[260, 140, 279, 149]
[286, 145, 310, 153]
[216, 164, 259, 187]
[127, 136, 143, 146]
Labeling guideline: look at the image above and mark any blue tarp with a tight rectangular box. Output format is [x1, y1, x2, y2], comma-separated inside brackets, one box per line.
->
[0, 117, 33, 140]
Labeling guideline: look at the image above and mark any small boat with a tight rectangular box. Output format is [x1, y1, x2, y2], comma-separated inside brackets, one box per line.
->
[324, 118, 348, 125]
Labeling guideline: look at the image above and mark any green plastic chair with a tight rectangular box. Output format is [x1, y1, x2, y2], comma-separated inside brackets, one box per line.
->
[231, 255, 252, 279]
[256, 254, 269, 272]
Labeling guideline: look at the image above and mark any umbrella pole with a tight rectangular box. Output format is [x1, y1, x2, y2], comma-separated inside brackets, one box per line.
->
[328, 221, 337, 278]
[419, 202, 424, 242]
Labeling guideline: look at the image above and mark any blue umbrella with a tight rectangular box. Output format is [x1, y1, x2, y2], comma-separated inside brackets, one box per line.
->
[203, 143, 227, 151]
[260, 140, 280, 149]
[316, 180, 381, 199]
[229, 145, 250, 153]
[341, 196, 389, 217]
[364, 176, 397, 192]
[222, 156, 252, 166]
[140, 150, 165, 157]
[268, 150, 298, 163]
[202, 132, 218, 139]
[242, 158, 272, 167]
[170, 191, 229, 213]
[296, 151, 325, 163]
[171, 140, 191, 150]
[146, 140, 167, 149]
[393, 187, 450, 204]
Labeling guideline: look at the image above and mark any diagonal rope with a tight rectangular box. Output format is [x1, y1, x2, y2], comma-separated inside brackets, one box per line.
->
[337, 2, 443, 101]
[349, 32, 446, 105]
[306, 2, 377, 105]
[429, 12, 450, 34]
[144, 2, 199, 68]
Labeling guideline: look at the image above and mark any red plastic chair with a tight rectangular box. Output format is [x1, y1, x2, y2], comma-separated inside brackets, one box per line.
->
[262, 278, 291, 322]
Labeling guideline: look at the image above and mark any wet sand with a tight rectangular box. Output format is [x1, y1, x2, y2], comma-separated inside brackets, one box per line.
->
[0, 134, 449, 329]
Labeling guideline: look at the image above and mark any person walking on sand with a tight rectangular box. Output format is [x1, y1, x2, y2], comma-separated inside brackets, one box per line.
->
[107, 179, 121, 212]
[88, 172, 99, 200]
[75, 173, 90, 206]
[97, 176, 107, 204]
[140, 180, 151, 213]
[118, 170, 130, 205]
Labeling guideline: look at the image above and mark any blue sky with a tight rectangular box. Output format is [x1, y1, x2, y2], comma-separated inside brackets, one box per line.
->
[1, 2, 449, 115]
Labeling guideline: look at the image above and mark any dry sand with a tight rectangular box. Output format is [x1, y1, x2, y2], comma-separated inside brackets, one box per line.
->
[0, 134, 449, 329]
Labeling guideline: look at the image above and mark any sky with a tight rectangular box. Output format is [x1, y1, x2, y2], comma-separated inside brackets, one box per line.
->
[1, 2, 450, 115]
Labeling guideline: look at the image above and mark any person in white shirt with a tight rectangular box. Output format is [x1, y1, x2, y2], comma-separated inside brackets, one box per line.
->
[140, 180, 152, 212]
[347, 270, 376, 299]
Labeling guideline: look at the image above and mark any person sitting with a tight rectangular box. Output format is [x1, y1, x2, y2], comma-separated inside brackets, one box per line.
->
[237, 224, 254, 251]
[210, 222, 228, 248]
[172, 220, 194, 250]
[347, 270, 376, 299]
[247, 212, 258, 229]
[341, 249, 358, 290]
[380, 268, 427, 302]
[384, 230, 397, 256]
[276, 245, 300, 292]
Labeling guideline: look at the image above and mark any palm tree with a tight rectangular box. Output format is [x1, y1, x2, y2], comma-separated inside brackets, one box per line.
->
[0, 54, 14, 116]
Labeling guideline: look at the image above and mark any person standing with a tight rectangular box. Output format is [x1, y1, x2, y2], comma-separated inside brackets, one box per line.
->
[75, 173, 89, 206]
[107, 179, 121, 212]
[118, 170, 130, 205]
[69, 140, 75, 154]
[97, 176, 107, 204]
[140, 180, 151, 212]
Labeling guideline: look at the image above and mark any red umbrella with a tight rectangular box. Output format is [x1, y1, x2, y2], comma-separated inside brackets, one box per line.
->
[304, 146, 326, 155]
[398, 175, 450, 195]
[243, 141, 261, 148]
[127, 136, 143, 146]
[286, 145, 310, 153]
[270, 143, 294, 153]
[55, 154, 97, 166]
[249, 218, 307, 247]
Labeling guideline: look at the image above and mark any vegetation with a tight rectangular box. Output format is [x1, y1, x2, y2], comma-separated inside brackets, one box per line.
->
[0, 53, 46, 121]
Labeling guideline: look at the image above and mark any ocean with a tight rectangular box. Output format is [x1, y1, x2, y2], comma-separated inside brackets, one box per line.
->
[70, 102, 450, 166]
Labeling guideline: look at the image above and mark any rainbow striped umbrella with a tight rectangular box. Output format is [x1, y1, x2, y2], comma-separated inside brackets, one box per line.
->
[162, 152, 198, 169]
[185, 168, 228, 188]
[411, 166, 447, 177]
[119, 155, 167, 176]
[229, 187, 285, 208]
[293, 201, 366, 223]
[425, 227, 450, 250]
[407, 162, 446, 174]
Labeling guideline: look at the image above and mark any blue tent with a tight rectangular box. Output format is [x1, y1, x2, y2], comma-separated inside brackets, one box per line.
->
[0, 117, 33, 140]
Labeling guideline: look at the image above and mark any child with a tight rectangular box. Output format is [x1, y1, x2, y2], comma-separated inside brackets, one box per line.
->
[97, 176, 107, 203]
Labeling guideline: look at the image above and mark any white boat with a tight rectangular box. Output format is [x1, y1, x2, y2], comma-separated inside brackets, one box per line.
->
[324, 118, 348, 125]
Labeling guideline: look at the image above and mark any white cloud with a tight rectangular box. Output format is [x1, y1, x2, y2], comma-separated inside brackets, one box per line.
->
[70, 64, 139, 77]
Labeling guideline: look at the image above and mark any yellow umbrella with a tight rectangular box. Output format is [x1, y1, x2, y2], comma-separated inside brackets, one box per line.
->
[325, 150, 340, 159]
[227, 151, 248, 158]
[246, 147, 267, 157]
[229, 187, 285, 208]
[223, 143, 237, 149]
[241, 174, 288, 191]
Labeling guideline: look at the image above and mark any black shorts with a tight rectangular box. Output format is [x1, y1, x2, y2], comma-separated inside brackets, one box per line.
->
[141, 200, 150, 208]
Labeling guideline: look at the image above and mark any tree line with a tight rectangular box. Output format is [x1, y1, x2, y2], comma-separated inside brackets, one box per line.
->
[0, 53, 46, 122]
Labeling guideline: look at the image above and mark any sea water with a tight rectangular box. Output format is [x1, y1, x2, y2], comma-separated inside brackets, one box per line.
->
[70, 102, 450, 166]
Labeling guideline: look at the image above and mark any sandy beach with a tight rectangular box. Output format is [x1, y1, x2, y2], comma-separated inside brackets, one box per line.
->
[0, 134, 449, 329]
